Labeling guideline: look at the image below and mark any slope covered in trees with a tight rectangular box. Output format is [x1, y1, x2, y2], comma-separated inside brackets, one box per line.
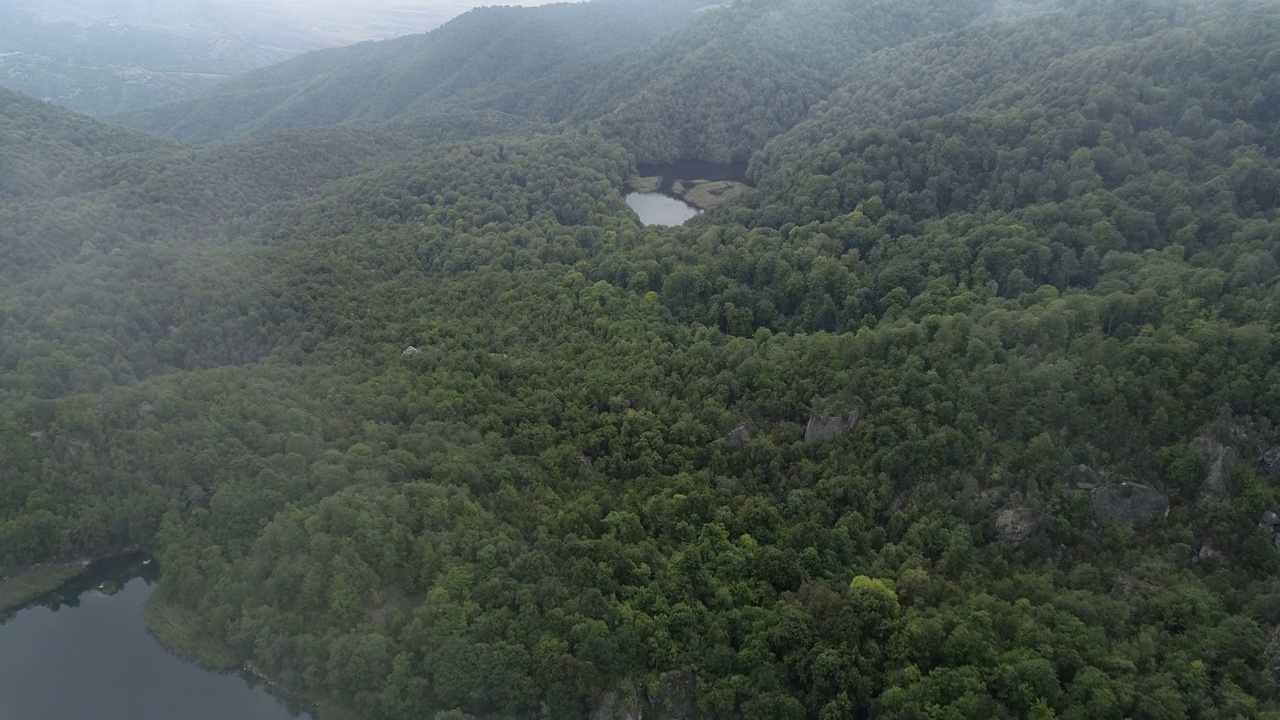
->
[0, 88, 165, 199]
[3, 0, 1280, 719]
[114, 0, 721, 145]
[115, 0, 994, 163]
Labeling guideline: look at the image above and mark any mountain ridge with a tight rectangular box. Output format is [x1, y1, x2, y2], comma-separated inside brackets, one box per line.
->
[3, 0, 1280, 718]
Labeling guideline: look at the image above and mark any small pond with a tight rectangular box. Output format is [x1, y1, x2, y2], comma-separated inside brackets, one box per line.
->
[626, 160, 750, 227]
[0, 555, 309, 720]
[625, 192, 701, 226]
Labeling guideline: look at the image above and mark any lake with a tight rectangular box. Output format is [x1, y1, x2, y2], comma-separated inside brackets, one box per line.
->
[626, 160, 750, 226]
[625, 192, 702, 226]
[0, 555, 309, 720]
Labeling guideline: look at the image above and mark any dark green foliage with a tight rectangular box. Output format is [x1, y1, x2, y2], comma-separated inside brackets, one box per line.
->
[4, 0, 1280, 719]
[0, 88, 164, 199]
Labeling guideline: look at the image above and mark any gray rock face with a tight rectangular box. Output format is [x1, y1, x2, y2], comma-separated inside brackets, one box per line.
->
[1267, 628, 1280, 684]
[1090, 483, 1170, 526]
[1063, 464, 1100, 490]
[1260, 511, 1280, 551]
[804, 407, 865, 443]
[995, 507, 1039, 543]
[1195, 541, 1225, 565]
[61, 438, 91, 463]
[402, 346, 423, 356]
[592, 671, 696, 720]
[727, 424, 753, 449]
[1262, 447, 1280, 478]
[1193, 436, 1239, 497]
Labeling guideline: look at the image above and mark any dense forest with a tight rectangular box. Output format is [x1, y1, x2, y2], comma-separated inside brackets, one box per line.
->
[4, 0, 1280, 718]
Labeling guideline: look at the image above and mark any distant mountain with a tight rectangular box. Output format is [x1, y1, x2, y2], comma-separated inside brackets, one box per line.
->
[6, 1, 1280, 719]
[113, 0, 723, 145]
[115, 0, 994, 164]
[0, 0, 505, 116]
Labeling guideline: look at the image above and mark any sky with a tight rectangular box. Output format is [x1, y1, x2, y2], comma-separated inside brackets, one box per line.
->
[21, 0, 564, 46]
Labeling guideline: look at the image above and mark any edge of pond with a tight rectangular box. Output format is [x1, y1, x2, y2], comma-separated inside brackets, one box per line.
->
[3, 553, 352, 720]
[0, 561, 87, 617]
[143, 591, 356, 720]
[0, 549, 149, 617]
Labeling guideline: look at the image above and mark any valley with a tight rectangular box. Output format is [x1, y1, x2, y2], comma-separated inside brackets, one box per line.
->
[2, 0, 1280, 718]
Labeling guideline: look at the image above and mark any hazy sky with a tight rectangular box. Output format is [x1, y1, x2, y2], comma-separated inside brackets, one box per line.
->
[22, 0, 565, 46]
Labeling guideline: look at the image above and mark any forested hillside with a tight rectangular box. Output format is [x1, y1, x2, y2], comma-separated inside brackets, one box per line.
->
[114, 0, 722, 145]
[4, 0, 1280, 719]
[115, 0, 994, 163]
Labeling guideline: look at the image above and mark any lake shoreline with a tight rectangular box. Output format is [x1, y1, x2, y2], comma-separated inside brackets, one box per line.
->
[142, 592, 241, 671]
[625, 161, 751, 221]
[4, 554, 342, 719]
[142, 592, 355, 720]
[0, 561, 87, 616]
[0, 548, 151, 617]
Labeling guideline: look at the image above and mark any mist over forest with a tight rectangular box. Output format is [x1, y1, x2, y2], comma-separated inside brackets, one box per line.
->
[3, 0, 1280, 719]
[0, 0, 552, 115]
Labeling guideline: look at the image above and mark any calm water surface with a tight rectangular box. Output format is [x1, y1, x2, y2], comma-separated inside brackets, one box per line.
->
[626, 192, 701, 226]
[0, 557, 308, 720]
[627, 160, 749, 226]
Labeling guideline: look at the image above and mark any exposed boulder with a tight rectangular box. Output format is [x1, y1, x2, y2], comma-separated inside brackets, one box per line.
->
[1192, 436, 1239, 498]
[1262, 447, 1280, 479]
[591, 671, 696, 720]
[1194, 541, 1225, 565]
[1090, 483, 1170, 526]
[649, 670, 696, 720]
[1267, 628, 1280, 684]
[994, 507, 1039, 544]
[60, 438, 92, 464]
[727, 424, 753, 449]
[403, 346, 423, 355]
[804, 407, 865, 443]
[1063, 464, 1101, 490]
[1260, 511, 1280, 551]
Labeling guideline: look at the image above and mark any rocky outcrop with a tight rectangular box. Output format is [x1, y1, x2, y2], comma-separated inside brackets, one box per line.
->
[60, 438, 93, 464]
[402, 346, 423, 355]
[1260, 512, 1280, 551]
[804, 407, 865, 443]
[1090, 483, 1170, 526]
[591, 671, 696, 720]
[727, 424, 753, 449]
[994, 507, 1039, 543]
[1194, 541, 1225, 565]
[1063, 464, 1101, 490]
[1193, 436, 1238, 498]
[1261, 446, 1280, 479]
[1267, 628, 1280, 684]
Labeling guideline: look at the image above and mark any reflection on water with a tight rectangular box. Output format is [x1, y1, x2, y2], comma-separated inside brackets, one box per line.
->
[626, 192, 701, 226]
[636, 160, 749, 194]
[626, 160, 750, 226]
[0, 555, 308, 720]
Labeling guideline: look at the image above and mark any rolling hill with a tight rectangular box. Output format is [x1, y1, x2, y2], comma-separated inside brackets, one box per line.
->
[3, 0, 1280, 719]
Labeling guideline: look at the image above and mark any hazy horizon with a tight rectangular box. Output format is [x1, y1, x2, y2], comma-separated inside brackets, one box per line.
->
[16, 0, 565, 47]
